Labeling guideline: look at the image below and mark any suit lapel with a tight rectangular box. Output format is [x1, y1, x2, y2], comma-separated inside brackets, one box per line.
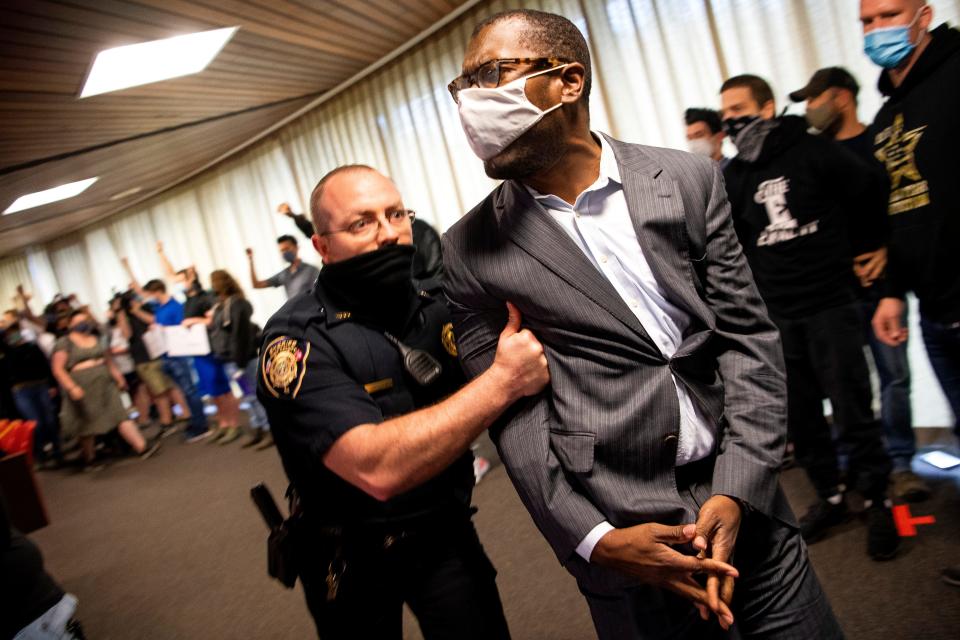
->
[497, 181, 657, 349]
[609, 138, 714, 338]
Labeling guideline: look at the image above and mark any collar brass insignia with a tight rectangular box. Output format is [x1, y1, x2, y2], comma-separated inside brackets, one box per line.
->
[441, 322, 458, 357]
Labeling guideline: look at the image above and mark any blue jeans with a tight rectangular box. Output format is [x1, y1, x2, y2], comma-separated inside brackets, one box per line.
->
[860, 298, 914, 471]
[12, 382, 61, 461]
[223, 359, 269, 432]
[920, 316, 960, 437]
[161, 357, 207, 436]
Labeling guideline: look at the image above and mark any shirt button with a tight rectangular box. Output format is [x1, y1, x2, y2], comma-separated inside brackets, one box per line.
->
[600, 255, 608, 264]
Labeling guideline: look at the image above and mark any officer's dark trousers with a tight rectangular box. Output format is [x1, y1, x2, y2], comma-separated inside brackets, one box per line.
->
[771, 302, 892, 502]
[298, 516, 510, 640]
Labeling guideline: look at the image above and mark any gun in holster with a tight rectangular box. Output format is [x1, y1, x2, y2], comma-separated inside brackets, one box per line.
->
[250, 482, 301, 589]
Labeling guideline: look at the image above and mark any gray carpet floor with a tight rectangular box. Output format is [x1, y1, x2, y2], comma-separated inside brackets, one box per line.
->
[24, 428, 960, 640]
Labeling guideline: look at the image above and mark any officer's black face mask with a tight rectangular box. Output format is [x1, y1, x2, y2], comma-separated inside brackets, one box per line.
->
[320, 243, 418, 332]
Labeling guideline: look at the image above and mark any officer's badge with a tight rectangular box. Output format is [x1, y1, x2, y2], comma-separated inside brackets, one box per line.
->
[441, 323, 457, 357]
[262, 336, 310, 399]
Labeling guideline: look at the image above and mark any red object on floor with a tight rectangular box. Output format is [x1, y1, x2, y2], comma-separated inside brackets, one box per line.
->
[892, 504, 936, 537]
[0, 419, 37, 465]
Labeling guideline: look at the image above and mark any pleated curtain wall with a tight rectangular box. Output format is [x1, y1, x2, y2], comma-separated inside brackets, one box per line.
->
[2, 0, 958, 424]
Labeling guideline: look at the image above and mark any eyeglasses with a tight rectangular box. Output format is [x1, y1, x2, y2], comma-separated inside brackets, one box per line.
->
[447, 57, 569, 103]
[321, 209, 416, 239]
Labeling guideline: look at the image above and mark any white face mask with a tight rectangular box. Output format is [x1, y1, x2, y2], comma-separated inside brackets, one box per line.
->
[457, 64, 569, 161]
[687, 138, 716, 158]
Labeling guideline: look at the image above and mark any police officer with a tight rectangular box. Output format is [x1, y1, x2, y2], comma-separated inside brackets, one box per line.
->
[257, 164, 549, 639]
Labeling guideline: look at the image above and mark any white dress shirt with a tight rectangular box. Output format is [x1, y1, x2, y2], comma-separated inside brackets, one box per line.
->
[525, 134, 717, 562]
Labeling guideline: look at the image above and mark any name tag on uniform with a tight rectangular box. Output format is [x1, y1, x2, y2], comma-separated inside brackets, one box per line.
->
[363, 378, 394, 394]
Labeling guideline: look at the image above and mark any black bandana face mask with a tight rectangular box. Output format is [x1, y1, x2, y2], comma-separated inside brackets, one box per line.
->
[723, 115, 779, 163]
[721, 115, 760, 140]
[319, 243, 418, 332]
[722, 116, 760, 144]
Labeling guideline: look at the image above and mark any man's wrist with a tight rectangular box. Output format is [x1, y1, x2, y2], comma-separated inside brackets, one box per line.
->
[717, 494, 749, 515]
[479, 363, 519, 407]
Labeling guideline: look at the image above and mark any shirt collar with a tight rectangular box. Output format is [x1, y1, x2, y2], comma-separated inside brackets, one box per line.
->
[597, 133, 622, 185]
[526, 131, 621, 204]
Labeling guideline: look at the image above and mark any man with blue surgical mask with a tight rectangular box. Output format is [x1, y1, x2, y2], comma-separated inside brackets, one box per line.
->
[247, 234, 320, 299]
[444, 9, 843, 639]
[862, 0, 960, 589]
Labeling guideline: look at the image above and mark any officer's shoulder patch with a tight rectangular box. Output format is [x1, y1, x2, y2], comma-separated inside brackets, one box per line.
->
[261, 336, 311, 399]
[441, 322, 457, 357]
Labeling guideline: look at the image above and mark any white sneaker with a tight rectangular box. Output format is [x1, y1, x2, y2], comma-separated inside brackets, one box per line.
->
[473, 456, 491, 485]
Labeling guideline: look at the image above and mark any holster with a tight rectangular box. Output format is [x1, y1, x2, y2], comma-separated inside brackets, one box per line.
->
[253, 483, 306, 590]
[267, 517, 300, 589]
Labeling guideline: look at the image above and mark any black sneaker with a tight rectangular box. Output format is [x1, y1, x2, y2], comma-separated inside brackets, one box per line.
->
[799, 500, 849, 542]
[865, 503, 900, 561]
[941, 565, 960, 587]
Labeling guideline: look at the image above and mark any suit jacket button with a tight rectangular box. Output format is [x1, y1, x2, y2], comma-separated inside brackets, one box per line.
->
[663, 433, 678, 444]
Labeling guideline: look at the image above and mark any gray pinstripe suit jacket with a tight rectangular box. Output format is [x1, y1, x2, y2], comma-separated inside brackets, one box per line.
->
[442, 135, 797, 594]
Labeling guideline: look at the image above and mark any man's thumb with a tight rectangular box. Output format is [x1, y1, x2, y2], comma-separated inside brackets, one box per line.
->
[655, 523, 696, 543]
[502, 301, 522, 336]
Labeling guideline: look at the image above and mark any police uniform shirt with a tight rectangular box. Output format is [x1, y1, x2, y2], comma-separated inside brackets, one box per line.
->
[256, 280, 474, 526]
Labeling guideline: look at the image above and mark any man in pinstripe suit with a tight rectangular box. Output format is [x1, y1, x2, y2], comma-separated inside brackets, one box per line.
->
[443, 10, 843, 639]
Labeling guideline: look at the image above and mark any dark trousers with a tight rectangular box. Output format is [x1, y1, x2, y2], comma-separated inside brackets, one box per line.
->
[859, 297, 914, 470]
[12, 382, 61, 461]
[772, 303, 891, 501]
[298, 517, 510, 640]
[920, 316, 960, 436]
[580, 462, 843, 639]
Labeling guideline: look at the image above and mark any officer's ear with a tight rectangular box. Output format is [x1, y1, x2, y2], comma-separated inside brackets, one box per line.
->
[312, 233, 329, 264]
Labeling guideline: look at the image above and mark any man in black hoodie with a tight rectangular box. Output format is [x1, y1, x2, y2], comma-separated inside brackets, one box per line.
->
[861, 0, 960, 587]
[720, 74, 898, 561]
[789, 66, 930, 503]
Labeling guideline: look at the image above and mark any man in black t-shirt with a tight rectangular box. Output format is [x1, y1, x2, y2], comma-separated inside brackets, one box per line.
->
[720, 74, 898, 560]
[790, 66, 929, 503]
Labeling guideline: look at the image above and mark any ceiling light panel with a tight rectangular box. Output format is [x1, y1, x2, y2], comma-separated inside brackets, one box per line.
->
[3, 178, 99, 215]
[80, 27, 238, 98]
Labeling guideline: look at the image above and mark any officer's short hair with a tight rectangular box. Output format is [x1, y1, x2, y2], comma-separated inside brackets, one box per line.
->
[721, 74, 775, 110]
[309, 164, 378, 234]
[276, 234, 298, 247]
